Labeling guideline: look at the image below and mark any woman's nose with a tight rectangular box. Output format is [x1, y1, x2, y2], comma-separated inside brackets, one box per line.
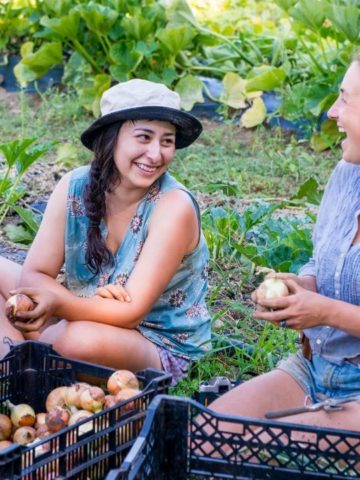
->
[146, 140, 161, 162]
[327, 98, 339, 120]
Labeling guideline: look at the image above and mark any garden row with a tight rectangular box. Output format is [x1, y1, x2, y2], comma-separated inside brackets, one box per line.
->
[1, 0, 360, 148]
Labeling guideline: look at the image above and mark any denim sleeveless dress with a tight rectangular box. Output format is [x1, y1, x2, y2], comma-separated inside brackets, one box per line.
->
[65, 166, 211, 364]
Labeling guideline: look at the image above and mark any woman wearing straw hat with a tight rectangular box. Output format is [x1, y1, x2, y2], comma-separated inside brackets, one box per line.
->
[0, 79, 211, 384]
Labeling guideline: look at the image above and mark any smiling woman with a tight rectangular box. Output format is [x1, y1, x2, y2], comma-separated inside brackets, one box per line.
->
[208, 52, 360, 437]
[0, 79, 211, 385]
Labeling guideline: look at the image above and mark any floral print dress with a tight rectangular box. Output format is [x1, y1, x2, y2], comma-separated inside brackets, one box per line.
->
[65, 166, 211, 360]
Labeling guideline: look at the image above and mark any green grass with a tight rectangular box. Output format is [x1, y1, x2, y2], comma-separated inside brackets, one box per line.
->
[0, 88, 340, 398]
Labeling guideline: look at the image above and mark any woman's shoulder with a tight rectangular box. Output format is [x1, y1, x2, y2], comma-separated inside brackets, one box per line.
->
[69, 165, 91, 182]
[159, 172, 187, 192]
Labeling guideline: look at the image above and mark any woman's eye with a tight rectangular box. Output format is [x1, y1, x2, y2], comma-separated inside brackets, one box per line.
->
[137, 134, 150, 141]
[162, 138, 175, 146]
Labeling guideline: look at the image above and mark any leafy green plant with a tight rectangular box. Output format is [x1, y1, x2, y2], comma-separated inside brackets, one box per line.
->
[0, 137, 55, 242]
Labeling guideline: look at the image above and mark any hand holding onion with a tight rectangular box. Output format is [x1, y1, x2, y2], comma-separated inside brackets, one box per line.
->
[256, 277, 289, 301]
[5, 294, 35, 323]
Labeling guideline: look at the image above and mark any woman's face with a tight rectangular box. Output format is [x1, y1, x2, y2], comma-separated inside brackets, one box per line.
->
[113, 119, 176, 190]
[328, 61, 360, 164]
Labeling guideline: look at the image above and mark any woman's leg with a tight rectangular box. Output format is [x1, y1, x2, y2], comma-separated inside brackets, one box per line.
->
[0, 257, 24, 357]
[39, 319, 162, 371]
[210, 369, 308, 420]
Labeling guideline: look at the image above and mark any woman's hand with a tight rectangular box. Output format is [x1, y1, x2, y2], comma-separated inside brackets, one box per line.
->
[251, 273, 317, 307]
[7, 287, 59, 333]
[94, 284, 131, 302]
[253, 279, 330, 330]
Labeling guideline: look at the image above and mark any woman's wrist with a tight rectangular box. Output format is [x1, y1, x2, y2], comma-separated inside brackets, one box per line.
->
[299, 275, 317, 292]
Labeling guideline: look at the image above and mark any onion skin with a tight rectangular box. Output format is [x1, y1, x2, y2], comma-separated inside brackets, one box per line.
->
[80, 386, 105, 413]
[12, 426, 36, 445]
[65, 383, 90, 409]
[107, 370, 139, 395]
[0, 413, 12, 441]
[34, 412, 47, 429]
[256, 278, 289, 301]
[45, 407, 70, 433]
[0, 440, 13, 450]
[104, 394, 117, 409]
[6, 401, 36, 428]
[45, 386, 68, 412]
[68, 410, 94, 435]
[114, 388, 141, 411]
[5, 294, 35, 323]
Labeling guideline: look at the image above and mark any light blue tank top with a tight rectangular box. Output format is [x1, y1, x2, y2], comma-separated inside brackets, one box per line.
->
[65, 166, 211, 359]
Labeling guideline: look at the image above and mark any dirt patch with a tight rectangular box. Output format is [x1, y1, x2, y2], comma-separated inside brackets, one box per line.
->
[0, 87, 42, 114]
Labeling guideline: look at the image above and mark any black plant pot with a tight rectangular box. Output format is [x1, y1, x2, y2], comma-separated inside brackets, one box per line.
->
[0, 55, 63, 93]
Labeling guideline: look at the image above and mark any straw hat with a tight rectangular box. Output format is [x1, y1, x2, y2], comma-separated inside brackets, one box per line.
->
[81, 79, 202, 150]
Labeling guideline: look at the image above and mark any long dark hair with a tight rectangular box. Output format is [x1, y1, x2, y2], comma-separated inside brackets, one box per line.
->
[83, 123, 122, 275]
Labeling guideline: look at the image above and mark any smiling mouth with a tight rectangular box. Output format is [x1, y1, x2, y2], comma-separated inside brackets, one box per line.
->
[134, 162, 158, 173]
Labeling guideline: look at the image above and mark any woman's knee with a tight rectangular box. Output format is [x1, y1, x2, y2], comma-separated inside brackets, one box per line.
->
[39, 320, 83, 358]
[0, 257, 22, 298]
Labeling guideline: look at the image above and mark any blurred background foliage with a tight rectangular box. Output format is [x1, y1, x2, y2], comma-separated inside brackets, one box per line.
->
[1, 0, 358, 148]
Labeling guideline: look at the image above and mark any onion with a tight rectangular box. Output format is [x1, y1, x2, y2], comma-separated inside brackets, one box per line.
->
[34, 412, 47, 429]
[107, 370, 139, 395]
[0, 413, 12, 441]
[114, 388, 141, 411]
[68, 410, 94, 436]
[104, 394, 117, 409]
[80, 386, 105, 413]
[28, 436, 51, 457]
[36, 424, 50, 438]
[45, 406, 70, 433]
[5, 294, 35, 322]
[6, 401, 36, 428]
[65, 383, 90, 409]
[256, 277, 289, 301]
[0, 440, 13, 450]
[45, 386, 68, 412]
[12, 426, 36, 445]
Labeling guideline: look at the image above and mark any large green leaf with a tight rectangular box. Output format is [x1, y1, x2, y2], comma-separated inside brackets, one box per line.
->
[14, 42, 63, 83]
[110, 42, 143, 80]
[76, 2, 118, 35]
[290, 177, 322, 205]
[310, 119, 343, 152]
[40, 10, 80, 41]
[164, 0, 197, 25]
[78, 73, 111, 115]
[156, 25, 197, 55]
[11, 206, 40, 234]
[221, 72, 247, 109]
[240, 97, 267, 128]
[273, 0, 298, 12]
[121, 12, 154, 41]
[289, 0, 325, 31]
[15, 142, 56, 176]
[0, 138, 37, 168]
[4, 224, 34, 245]
[246, 66, 286, 92]
[325, 3, 360, 42]
[175, 75, 204, 111]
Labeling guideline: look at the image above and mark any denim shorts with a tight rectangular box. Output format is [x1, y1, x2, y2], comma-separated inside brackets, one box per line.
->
[277, 350, 360, 403]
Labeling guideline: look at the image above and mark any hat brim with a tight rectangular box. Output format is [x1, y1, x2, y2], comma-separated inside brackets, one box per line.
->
[80, 106, 202, 150]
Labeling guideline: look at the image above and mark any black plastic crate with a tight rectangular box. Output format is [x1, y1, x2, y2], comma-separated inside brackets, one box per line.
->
[0, 341, 171, 480]
[106, 394, 360, 480]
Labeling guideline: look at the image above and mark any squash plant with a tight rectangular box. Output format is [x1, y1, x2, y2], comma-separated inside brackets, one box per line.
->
[0, 137, 55, 244]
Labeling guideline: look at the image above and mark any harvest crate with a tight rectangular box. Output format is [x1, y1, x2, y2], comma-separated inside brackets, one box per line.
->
[0, 341, 171, 480]
[107, 394, 360, 480]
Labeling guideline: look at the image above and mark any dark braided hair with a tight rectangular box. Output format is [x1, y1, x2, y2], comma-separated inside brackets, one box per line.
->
[83, 123, 122, 275]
